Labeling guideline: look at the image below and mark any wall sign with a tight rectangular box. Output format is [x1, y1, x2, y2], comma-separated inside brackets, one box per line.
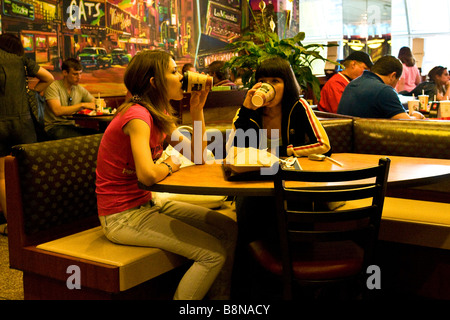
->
[2, 0, 35, 21]
[63, 0, 105, 28]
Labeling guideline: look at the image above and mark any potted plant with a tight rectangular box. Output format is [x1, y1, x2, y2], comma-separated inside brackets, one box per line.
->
[225, 0, 338, 101]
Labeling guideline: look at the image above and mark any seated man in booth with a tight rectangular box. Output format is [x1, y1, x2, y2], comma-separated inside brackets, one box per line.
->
[44, 58, 97, 140]
[337, 55, 425, 119]
[318, 51, 373, 113]
[208, 60, 236, 88]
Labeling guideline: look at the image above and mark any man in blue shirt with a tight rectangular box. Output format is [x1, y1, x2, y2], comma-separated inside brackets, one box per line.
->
[338, 55, 424, 119]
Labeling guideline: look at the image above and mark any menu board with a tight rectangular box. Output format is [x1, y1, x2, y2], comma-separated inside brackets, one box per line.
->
[205, 1, 241, 43]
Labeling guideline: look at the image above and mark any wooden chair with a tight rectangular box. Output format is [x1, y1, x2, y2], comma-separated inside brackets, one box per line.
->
[248, 158, 391, 299]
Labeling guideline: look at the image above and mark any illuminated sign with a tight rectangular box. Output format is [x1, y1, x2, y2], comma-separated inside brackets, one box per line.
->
[205, 1, 241, 43]
[63, 0, 105, 28]
[107, 3, 131, 33]
[3, 0, 35, 20]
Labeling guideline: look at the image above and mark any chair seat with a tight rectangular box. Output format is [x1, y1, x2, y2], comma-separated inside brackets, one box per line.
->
[248, 240, 364, 281]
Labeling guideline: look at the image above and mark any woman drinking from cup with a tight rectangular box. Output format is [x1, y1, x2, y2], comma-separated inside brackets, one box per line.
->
[226, 57, 331, 297]
[227, 56, 331, 157]
[96, 50, 237, 300]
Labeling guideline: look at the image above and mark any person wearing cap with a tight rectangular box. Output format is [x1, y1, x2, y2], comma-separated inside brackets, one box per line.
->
[337, 55, 425, 119]
[318, 51, 373, 113]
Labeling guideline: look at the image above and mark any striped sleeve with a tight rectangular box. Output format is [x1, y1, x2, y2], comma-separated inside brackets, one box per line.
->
[286, 98, 331, 157]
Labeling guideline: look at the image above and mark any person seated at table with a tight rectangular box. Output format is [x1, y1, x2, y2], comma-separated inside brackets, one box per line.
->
[395, 46, 421, 94]
[208, 60, 236, 88]
[226, 57, 332, 297]
[230, 67, 246, 89]
[408, 66, 450, 101]
[181, 62, 196, 74]
[227, 56, 331, 158]
[318, 51, 373, 113]
[338, 55, 425, 119]
[44, 58, 97, 140]
[95, 50, 237, 300]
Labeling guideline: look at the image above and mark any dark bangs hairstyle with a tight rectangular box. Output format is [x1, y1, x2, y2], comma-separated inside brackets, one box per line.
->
[255, 57, 301, 111]
[120, 50, 177, 134]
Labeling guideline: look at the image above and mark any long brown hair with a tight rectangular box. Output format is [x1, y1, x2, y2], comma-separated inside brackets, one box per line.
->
[118, 50, 177, 134]
[398, 46, 415, 67]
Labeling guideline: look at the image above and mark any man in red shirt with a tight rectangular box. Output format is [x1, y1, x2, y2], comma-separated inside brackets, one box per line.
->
[318, 51, 373, 113]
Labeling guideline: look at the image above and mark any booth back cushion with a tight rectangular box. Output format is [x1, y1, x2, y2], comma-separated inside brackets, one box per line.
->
[321, 119, 354, 153]
[12, 134, 103, 236]
[353, 119, 450, 159]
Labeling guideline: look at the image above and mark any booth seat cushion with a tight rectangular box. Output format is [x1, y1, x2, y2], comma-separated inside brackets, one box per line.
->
[36, 226, 187, 291]
[341, 197, 450, 249]
[379, 198, 450, 250]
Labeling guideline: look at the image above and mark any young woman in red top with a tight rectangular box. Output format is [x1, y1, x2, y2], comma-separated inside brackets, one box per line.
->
[96, 50, 237, 300]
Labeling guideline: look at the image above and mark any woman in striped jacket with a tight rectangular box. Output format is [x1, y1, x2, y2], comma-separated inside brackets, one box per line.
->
[228, 58, 332, 297]
[227, 57, 330, 158]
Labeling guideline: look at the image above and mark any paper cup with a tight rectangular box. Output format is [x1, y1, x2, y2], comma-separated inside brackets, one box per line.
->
[182, 71, 213, 92]
[418, 95, 429, 111]
[95, 98, 106, 112]
[439, 101, 450, 117]
[251, 83, 275, 107]
[407, 100, 420, 114]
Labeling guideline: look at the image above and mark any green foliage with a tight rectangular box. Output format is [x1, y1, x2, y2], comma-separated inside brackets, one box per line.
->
[225, 15, 338, 100]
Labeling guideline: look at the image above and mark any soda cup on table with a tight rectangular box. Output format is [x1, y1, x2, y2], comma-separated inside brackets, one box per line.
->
[418, 94, 429, 112]
[407, 99, 420, 114]
[251, 83, 275, 107]
[181, 71, 213, 92]
[95, 98, 106, 112]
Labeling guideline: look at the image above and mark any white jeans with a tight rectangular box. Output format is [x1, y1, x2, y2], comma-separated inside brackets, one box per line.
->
[99, 198, 237, 300]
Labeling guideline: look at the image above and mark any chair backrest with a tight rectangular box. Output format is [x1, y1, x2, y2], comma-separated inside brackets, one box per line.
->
[273, 157, 390, 296]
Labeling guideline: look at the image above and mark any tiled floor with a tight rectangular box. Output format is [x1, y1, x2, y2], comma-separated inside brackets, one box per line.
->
[0, 230, 24, 300]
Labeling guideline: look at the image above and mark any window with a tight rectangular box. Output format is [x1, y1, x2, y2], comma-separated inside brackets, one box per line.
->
[299, 0, 343, 41]
[296, 0, 450, 76]
[391, 0, 450, 75]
